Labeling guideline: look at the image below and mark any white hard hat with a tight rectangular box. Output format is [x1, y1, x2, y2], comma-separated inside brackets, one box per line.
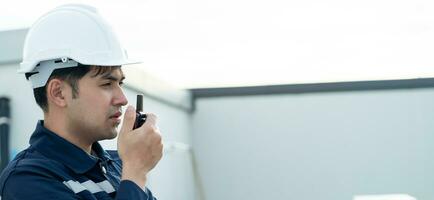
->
[20, 4, 140, 88]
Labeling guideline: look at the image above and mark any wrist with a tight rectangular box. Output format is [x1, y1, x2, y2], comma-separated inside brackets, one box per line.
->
[121, 164, 147, 188]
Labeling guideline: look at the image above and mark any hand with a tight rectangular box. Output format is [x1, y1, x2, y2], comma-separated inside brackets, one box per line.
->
[117, 105, 163, 187]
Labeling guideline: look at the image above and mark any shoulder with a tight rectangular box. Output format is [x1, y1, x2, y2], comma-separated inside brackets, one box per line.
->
[0, 148, 78, 199]
[0, 148, 72, 194]
[2, 147, 70, 179]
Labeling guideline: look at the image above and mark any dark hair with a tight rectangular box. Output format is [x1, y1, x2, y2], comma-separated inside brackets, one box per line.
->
[25, 65, 121, 112]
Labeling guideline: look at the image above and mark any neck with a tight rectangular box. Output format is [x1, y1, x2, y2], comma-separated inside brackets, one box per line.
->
[44, 113, 93, 154]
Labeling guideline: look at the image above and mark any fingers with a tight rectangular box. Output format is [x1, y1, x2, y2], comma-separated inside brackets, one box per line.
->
[144, 114, 162, 156]
[120, 105, 136, 136]
[142, 113, 161, 141]
[144, 113, 157, 127]
[144, 114, 162, 141]
[150, 129, 163, 158]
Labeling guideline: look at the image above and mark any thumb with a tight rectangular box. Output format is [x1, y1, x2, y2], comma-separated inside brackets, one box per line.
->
[120, 105, 136, 136]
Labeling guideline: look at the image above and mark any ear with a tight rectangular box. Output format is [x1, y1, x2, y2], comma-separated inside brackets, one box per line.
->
[46, 78, 70, 108]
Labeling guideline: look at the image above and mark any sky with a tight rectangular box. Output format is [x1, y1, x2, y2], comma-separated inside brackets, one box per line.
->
[2, 0, 434, 89]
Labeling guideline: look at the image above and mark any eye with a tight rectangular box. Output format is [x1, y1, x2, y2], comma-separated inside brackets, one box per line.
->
[119, 81, 124, 86]
[101, 82, 112, 87]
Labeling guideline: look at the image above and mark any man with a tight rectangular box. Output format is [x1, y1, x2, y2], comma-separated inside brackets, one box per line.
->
[0, 4, 163, 199]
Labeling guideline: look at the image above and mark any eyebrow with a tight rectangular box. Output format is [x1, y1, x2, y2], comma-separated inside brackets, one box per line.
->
[101, 74, 125, 82]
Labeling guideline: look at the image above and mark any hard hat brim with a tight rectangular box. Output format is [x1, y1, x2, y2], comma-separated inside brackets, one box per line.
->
[19, 58, 142, 73]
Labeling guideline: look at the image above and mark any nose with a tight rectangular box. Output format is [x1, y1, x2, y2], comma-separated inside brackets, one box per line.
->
[113, 87, 128, 107]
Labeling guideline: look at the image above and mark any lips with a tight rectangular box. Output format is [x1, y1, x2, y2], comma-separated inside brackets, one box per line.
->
[109, 111, 122, 125]
[110, 111, 122, 119]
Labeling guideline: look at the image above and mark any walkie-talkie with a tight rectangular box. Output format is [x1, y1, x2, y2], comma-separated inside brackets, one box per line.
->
[133, 94, 147, 129]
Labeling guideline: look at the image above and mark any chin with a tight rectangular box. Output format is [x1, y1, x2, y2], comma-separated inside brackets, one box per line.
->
[98, 129, 118, 141]
[106, 131, 118, 140]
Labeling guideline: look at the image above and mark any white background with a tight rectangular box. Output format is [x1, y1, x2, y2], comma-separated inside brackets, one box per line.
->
[3, 0, 434, 88]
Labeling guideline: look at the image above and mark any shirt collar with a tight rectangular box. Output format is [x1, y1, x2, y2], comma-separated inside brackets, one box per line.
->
[29, 120, 113, 174]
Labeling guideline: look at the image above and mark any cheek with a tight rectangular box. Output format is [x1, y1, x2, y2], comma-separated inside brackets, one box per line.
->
[81, 90, 112, 115]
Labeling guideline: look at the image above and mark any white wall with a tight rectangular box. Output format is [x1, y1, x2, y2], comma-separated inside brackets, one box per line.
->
[192, 88, 434, 200]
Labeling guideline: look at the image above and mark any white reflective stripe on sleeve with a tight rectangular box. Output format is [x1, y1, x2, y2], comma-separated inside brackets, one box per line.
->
[63, 180, 115, 194]
[96, 180, 115, 193]
[63, 180, 86, 194]
[81, 180, 103, 193]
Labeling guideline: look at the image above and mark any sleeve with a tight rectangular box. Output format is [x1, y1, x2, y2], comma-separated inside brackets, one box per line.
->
[1, 169, 79, 200]
[116, 180, 157, 200]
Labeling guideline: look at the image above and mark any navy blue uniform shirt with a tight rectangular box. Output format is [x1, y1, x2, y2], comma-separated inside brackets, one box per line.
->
[0, 121, 157, 200]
